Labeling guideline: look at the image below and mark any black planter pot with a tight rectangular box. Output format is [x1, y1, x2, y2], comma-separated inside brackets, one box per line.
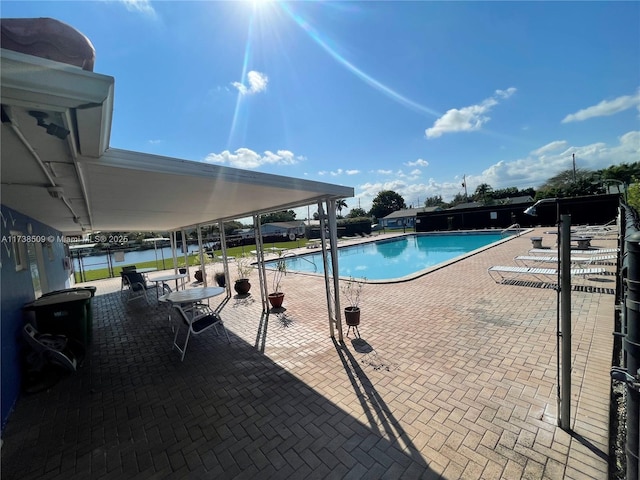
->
[214, 273, 226, 288]
[234, 279, 251, 295]
[344, 307, 360, 326]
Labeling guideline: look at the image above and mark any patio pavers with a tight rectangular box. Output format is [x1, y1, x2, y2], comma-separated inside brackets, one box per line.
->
[1, 229, 617, 479]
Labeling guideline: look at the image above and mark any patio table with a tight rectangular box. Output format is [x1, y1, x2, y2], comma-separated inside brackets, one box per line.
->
[164, 286, 225, 308]
[149, 272, 188, 298]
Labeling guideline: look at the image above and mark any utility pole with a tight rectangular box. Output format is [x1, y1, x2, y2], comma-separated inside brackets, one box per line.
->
[462, 175, 468, 201]
[572, 154, 576, 183]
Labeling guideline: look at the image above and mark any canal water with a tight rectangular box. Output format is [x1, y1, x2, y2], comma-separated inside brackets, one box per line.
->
[73, 245, 202, 272]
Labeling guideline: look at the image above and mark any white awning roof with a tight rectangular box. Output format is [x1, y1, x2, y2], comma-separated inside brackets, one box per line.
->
[0, 48, 353, 234]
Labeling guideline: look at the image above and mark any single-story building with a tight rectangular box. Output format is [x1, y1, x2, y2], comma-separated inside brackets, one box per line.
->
[380, 207, 441, 229]
[261, 221, 306, 239]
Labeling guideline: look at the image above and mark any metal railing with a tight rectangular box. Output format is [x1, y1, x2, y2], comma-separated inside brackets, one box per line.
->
[500, 223, 522, 237]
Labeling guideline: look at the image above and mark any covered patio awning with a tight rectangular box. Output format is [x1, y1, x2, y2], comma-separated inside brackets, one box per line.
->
[1, 47, 353, 235]
[80, 148, 353, 233]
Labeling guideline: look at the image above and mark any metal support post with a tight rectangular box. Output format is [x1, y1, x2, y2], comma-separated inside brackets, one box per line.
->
[560, 214, 572, 430]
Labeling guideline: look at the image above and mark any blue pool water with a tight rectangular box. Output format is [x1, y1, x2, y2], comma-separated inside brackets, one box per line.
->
[268, 232, 509, 281]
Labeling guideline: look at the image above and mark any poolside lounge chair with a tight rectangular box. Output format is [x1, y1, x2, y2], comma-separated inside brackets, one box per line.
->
[488, 265, 606, 283]
[529, 247, 619, 255]
[573, 221, 617, 237]
[514, 254, 617, 267]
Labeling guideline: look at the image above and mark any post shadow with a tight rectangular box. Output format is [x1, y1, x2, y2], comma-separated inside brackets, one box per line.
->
[332, 338, 432, 475]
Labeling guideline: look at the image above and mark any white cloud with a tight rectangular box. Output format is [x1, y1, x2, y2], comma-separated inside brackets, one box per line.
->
[532, 140, 568, 156]
[495, 87, 516, 99]
[405, 158, 429, 167]
[353, 131, 640, 207]
[119, 0, 156, 16]
[204, 148, 303, 169]
[375, 169, 393, 175]
[232, 71, 269, 95]
[317, 168, 361, 176]
[425, 87, 517, 138]
[562, 90, 640, 123]
[474, 130, 640, 194]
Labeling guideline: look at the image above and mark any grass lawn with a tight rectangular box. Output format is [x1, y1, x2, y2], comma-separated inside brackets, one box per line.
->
[74, 238, 314, 282]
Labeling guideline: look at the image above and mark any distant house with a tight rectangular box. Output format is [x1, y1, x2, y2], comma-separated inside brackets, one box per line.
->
[447, 201, 483, 210]
[381, 207, 442, 229]
[497, 195, 534, 205]
[260, 221, 306, 239]
[230, 222, 305, 240]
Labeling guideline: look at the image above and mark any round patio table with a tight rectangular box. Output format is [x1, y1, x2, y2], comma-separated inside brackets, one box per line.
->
[149, 272, 188, 291]
[164, 286, 225, 305]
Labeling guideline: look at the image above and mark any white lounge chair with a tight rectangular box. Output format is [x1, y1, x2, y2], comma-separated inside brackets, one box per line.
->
[573, 221, 617, 237]
[515, 254, 616, 267]
[488, 265, 605, 283]
[529, 247, 619, 255]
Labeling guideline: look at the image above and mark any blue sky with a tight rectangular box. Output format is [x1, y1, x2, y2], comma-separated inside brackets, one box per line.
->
[4, 1, 639, 216]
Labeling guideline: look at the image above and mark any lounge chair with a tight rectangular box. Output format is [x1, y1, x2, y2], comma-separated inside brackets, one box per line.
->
[514, 254, 616, 267]
[573, 221, 617, 237]
[488, 265, 606, 283]
[529, 247, 619, 255]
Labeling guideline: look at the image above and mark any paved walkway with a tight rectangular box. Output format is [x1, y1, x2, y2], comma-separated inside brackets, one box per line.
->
[1, 229, 617, 479]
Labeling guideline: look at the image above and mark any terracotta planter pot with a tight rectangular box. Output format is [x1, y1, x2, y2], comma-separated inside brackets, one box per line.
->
[268, 292, 285, 309]
[344, 307, 360, 326]
[234, 279, 251, 295]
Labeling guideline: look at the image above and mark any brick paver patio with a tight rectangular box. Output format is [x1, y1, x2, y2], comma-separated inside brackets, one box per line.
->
[1, 229, 617, 479]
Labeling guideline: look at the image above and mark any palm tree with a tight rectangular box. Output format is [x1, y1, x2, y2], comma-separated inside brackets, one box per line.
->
[474, 183, 494, 205]
[336, 199, 347, 217]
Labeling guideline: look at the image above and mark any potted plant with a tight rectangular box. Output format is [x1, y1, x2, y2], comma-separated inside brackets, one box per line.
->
[194, 250, 212, 283]
[341, 276, 365, 327]
[267, 252, 287, 309]
[214, 271, 226, 288]
[234, 255, 252, 295]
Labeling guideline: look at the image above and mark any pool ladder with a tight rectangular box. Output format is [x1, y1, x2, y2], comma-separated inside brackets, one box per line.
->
[501, 223, 522, 238]
[283, 251, 318, 273]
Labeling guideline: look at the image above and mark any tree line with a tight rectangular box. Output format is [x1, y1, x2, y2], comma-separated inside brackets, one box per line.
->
[102, 162, 639, 240]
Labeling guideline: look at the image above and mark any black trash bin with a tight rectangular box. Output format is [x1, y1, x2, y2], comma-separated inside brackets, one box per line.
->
[24, 290, 93, 347]
[39, 287, 96, 343]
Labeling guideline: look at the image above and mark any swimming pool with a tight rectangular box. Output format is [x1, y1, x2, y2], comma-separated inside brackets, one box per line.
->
[266, 232, 514, 282]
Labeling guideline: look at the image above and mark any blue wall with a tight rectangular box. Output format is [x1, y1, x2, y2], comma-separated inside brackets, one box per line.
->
[1, 205, 70, 433]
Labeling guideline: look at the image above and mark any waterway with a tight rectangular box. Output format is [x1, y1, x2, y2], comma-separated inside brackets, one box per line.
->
[73, 245, 202, 272]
